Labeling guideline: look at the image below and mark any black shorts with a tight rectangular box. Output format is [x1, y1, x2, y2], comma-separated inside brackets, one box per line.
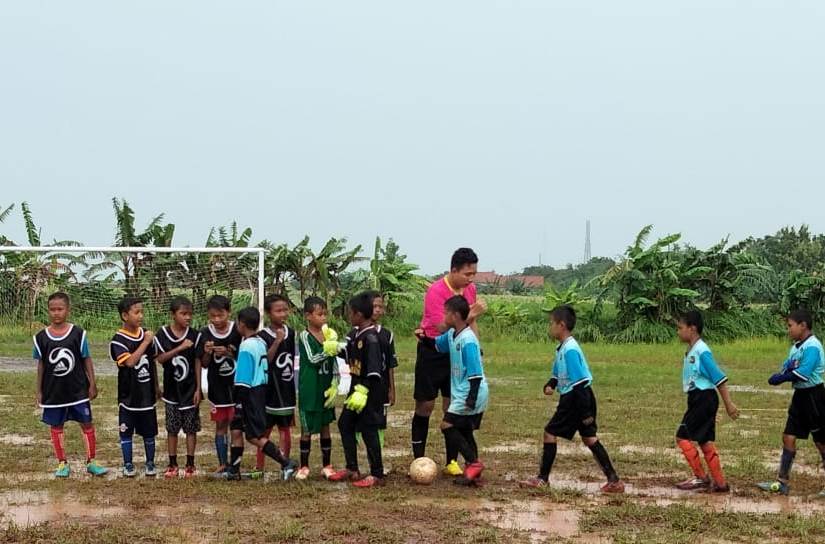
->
[676, 389, 718, 444]
[545, 386, 598, 440]
[378, 406, 389, 430]
[231, 387, 268, 440]
[266, 412, 295, 430]
[414, 341, 451, 401]
[165, 402, 201, 435]
[784, 385, 825, 442]
[119, 406, 158, 438]
[444, 411, 484, 430]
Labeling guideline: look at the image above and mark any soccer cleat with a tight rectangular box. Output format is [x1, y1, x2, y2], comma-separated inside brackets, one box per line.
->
[145, 462, 157, 477]
[321, 465, 336, 480]
[184, 465, 197, 478]
[453, 475, 483, 487]
[164, 465, 179, 479]
[295, 466, 311, 481]
[464, 461, 485, 482]
[248, 469, 264, 480]
[600, 480, 626, 494]
[757, 480, 789, 495]
[327, 469, 361, 482]
[518, 477, 548, 488]
[213, 465, 227, 476]
[86, 460, 109, 477]
[122, 463, 137, 478]
[443, 460, 463, 477]
[281, 460, 299, 481]
[703, 482, 731, 494]
[675, 477, 710, 491]
[54, 461, 70, 478]
[352, 475, 385, 488]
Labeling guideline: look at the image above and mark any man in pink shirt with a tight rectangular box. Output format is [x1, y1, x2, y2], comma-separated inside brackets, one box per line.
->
[412, 248, 486, 474]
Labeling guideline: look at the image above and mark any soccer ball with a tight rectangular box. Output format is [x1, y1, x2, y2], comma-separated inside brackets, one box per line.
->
[409, 457, 438, 485]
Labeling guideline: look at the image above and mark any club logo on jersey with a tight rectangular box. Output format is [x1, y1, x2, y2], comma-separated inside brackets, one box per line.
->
[357, 340, 363, 349]
[690, 356, 696, 364]
[172, 356, 189, 382]
[275, 353, 294, 381]
[136, 355, 151, 383]
[350, 359, 362, 376]
[215, 355, 235, 377]
[48, 347, 76, 377]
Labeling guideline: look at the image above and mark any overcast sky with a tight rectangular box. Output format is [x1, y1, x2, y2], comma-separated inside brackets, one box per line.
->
[1, 2, 823, 274]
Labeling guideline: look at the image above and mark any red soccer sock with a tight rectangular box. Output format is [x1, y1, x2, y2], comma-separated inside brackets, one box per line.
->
[81, 425, 97, 462]
[677, 439, 707, 479]
[279, 427, 292, 459]
[50, 426, 66, 462]
[701, 443, 726, 487]
[256, 428, 273, 470]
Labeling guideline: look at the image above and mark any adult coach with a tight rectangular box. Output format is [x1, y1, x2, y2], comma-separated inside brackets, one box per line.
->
[411, 248, 486, 472]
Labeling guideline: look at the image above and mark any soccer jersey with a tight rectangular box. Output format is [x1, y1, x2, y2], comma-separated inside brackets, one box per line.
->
[376, 325, 398, 406]
[33, 324, 91, 408]
[420, 277, 478, 338]
[258, 325, 297, 415]
[297, 330, 337, 412]
[782, 335, 825, 390]
[682, 339, 728, 393]
[154, 326, 201, 410]
[345, 325, 385, 426]
[234, 336, 269, 389]
[551, 337, 593, 396]
[110, 328, 157, 411]
[196, 322, 242, 408]
[435, 326, 488, 415]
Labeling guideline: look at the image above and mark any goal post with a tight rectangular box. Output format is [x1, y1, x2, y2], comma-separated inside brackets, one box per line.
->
[0, 246, 267, 333]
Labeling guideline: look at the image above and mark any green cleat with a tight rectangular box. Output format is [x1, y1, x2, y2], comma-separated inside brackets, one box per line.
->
[757, 480, 789, 495]
[54, 461, 70, 478]
[86, 459, 109, 477]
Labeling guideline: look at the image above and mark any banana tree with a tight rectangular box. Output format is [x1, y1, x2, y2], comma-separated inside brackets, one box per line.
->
[368, 237, 426, 309]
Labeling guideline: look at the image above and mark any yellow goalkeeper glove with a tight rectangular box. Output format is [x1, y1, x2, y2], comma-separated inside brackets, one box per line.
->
[345, 384, 369, 413]
[323, 378, 339, 409]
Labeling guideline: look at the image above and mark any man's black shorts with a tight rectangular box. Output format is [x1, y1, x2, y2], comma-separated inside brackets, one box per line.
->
[443, 411, 484, 430]
[676, 388, 718, 444]
[414, 341, 451, 401]
[545, 385, 598, 440]
[784, 384, 825, 442]
[231, 387, 268, 440]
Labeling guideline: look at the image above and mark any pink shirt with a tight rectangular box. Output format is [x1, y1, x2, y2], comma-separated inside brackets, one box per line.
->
[420, 277, 477, 338]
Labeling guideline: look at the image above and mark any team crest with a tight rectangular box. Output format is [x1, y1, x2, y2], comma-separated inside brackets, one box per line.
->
[357, 340, 363, 349]
[119, 423, 128, 433]
[49, 347, 76, 377]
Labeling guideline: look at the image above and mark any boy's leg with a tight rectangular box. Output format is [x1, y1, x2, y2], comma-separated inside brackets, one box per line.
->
[338, 409, 360, 473]
[321, 425, 332, 467]
[440, 421, 476, 464]
[361, 426, 384, 478]
[80, 423, 97, 463]
[676, 438, 707, 480]
[215, 419, 229, 469]
[50, 425, 66, 463]
[229, 429, 245, 475]
[582, 435, 620, 484]
[183, 407, 201, 472]
[119, 421, 135, 468]
[458, 427, 478, 461]
[255, 427, 273, 471]
[699, 441, 727, 488]
[165, 403, 180, 468]
[279, 425, 292, 459]
[300, 433, 311, 468]
[778, 434, 797, 482]
[186, 433, 197, 468]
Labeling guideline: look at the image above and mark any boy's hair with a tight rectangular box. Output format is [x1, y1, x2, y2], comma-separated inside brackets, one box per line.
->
[237, 306, 261, 330]
[365, 289, 383, 301]
[207, 294, 231, 312]
[349, 292, 375, 320]
[170, 296, 194, 313]
[118, 296, 143, 318]
[550, 305, 577, 332]
[450, 247, 478, 271]
[789, 308, 814, 330]
[303, 296, 327, 314]
[48, 292, 70, 306]
[679, 310, 704, 335]
[264, 294, 290, 312]
[445, 295, 470, 321]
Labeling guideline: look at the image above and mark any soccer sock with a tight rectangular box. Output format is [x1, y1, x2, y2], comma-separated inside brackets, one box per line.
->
[445, 434, 459, 465]
[677, 439, 707, 479]
[215, 434, 228, 467]
[169, 455, 178, 467]
[279, 427, 292, 459]
[120, 437, 133, 466]
[340, 419, 359, 472]
[589, 441, 619, 483]
[362, 428, 384, 478]
[539, 442, 557, 481]
[700, 443, 725, 487]
[411, 414, 429, 459]
[320, 437, 332, 467]
[300, 438, 311, 468]
[144, 437, 156, 465]
[262, 440, 287, 466]
[442, 427, 477, 464]
[229, 446, 243, 473]
[778, 448, 795, 482]
[256, 428, 272, 470]
[378, 429, 385, 451]
[459, 428, 478, 461]
[186, 455, 195, 468]
[81, 425, 97, 462]
[50, 426, 66, 462]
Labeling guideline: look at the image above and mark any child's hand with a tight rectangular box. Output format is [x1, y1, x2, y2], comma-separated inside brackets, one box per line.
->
[35, 391, 41, 407]
[726, 403, 740, 420]
[275, 327, 286, 343]
[89, 382, 98, 401]
[414, 328, 425, 340]
[389, 388, 396, 406]
[143, 330, 154, 345]
[193, 390, 201, 406]
[543, 385, 554, 396]
[181, 339, 194, 350]
[213, 346, 228, 357]
[204, 340, 214, 355]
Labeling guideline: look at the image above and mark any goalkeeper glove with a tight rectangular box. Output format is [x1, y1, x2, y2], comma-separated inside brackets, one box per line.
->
[324, 378, 340, 408]
[322, 325, 345, 356]
[345, 384, 369, 413]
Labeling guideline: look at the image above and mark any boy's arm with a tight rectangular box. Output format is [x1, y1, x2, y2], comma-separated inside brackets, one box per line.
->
[266, 328, 285, 362]
[461, 342, 484, 410]
[387, 331, 398, 405]
[194, 357, 203, 405]
[115, 331, 155, 368]
[299, 332, 328, 366]
[717, 383, 739, 420]
[155, 339, 194, 364]
[80, 333, 97, 400]
[768, 353, 809, 385]
[388, 368, 396, 406]
[35, 359, 44, 407]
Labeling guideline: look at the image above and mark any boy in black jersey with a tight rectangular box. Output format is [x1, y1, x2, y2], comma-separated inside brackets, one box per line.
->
[154, 296, 202, 479]
[196, 295, 242, 475]
[34, 292, 108, 478]
[110, 296, 159, 478]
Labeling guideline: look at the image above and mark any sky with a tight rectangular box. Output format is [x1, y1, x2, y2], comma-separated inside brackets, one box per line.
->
[1, 2, 823, 275]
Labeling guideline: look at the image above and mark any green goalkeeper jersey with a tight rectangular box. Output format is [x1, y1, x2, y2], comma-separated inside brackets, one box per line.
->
[298, 329, 337, 412]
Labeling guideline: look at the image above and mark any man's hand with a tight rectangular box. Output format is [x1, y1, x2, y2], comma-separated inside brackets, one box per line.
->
[468, 299, 487, 321]
[89, 382, 98, 401]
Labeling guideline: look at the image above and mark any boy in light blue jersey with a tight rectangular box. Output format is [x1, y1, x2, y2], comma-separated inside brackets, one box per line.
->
[519, 305, 624, 493]
[226, 307, 298, 480]
[416, 295, 488, 485]
[759, 309, 825, 495]
[674, 311, 739, 493]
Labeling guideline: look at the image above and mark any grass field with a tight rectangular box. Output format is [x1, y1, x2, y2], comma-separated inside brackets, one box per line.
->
[3, 336, 825, 543]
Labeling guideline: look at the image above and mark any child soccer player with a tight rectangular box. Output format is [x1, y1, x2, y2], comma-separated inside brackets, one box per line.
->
[110, 296, 160, 478]
[154, 296, 202, 479]
[674, 310, 739, 492]
[372, 293, 397, 451]
[227, 306, 298, 480]
[196, 295, 242, 475]
[295, 297, 339, 480]
[758, 309, 825, 495]
[519, 305, 624, 493]
[255, 294, 297, 474]
[416, 295, 489, 485]
[328, 292, 386, 487]
[34, 292, 108, 477]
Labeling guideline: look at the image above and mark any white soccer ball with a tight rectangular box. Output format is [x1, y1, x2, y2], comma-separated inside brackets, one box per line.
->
[409, 457, 438, 485]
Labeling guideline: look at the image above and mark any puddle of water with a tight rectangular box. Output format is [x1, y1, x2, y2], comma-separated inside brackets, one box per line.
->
[0, 490, 126, 526]
[728, 385, 791, 395]
[0, 433, 38, 446]
[483, 441, 535, 455]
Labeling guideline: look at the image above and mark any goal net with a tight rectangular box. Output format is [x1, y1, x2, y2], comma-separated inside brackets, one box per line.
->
[0, 246, 266, 333]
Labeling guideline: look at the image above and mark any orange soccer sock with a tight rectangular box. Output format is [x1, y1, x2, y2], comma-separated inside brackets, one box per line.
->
[700, 443, 726, 487]
[677, 439, 706, 479]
